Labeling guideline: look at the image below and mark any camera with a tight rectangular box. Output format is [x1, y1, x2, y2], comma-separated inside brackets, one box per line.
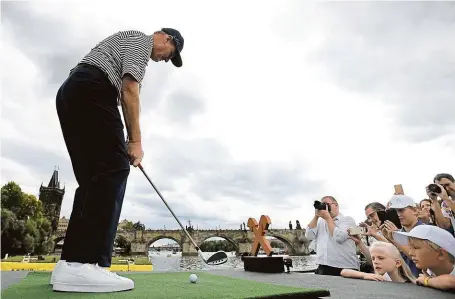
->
[428, 184, 442, 194]
[348, 226, 366, 235]
[314, 200, 331, 213]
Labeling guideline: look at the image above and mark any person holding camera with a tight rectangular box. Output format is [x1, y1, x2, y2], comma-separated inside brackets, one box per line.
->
[362, 202, 390, 244]
[365, 202, 387, 228]
[427, 173, 455, 236]
[305, 196, 359, 276]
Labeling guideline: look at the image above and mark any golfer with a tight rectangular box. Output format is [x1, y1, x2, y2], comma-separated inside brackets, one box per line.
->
[52, 28, 184, 293]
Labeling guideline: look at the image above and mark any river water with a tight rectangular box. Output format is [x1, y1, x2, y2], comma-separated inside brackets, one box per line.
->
[148, 251, 318, 272]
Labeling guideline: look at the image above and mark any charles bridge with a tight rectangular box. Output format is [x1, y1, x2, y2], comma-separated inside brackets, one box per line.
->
[53, 228, 312, 256]
[40, 170, 312, 256]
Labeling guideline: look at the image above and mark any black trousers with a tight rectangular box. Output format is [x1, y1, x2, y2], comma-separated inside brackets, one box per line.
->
[56, 63, 130, 267]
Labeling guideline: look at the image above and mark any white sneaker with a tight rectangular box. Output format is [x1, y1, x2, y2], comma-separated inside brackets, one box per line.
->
[52, 262, 134, 293]
[50, 260, 65, 285]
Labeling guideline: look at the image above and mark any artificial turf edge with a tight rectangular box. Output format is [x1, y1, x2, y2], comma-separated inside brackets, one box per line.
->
[2, 271, 331, 299]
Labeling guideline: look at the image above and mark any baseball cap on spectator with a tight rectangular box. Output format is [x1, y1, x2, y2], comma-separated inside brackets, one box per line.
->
[393, 225, 455, 258]
[388, 195, 417, 209]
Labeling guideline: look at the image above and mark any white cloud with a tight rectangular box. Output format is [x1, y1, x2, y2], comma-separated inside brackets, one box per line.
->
[1, 1, 454, 233]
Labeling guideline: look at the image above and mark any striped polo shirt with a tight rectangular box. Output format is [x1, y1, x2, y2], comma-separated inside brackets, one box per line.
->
[75, 30, 153, 103]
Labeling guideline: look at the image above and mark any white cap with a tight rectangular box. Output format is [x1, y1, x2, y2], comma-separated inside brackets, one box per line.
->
[388, 194, 416, 209]
[393, 225, 455, 258]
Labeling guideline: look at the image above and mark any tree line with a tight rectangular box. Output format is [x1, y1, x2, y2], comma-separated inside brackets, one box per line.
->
[1, 182, 54, 257]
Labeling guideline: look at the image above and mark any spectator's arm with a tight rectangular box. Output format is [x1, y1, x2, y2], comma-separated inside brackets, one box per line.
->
[358, 241, 372, 266]
[308, 215, 319, 230]
[443, 198, 455, 214]
[305, 216, 319, 240]
[305, 227, 317, 240]
[435, 184, 455, 213]
[371, 233, 389, 243]
[326, 217, 336, 237]
[364, 224, 390, 243]
[305, 218, 318, 241]
[341, 269, 366, 279]
[341, 269, 384, 281]
[425, 274, 455, 291]
[432, 200, 452, 229]
[332, 216, 356, 244]
[350, 235, 373, 266]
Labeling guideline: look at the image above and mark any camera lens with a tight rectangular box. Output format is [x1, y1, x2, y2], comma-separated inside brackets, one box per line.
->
[429, 184, 442, 194]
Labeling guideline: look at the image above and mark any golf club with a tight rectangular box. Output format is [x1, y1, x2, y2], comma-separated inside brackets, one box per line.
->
[138, 163, 228, 266]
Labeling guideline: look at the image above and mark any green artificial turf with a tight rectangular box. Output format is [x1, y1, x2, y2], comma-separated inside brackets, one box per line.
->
[1, 272, 330, 299]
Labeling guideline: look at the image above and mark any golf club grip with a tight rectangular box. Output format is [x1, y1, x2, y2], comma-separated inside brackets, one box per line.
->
[138, 163, 200, 251]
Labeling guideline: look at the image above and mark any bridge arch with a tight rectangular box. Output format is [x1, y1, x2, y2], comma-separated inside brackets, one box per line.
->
[197, 234, 239, 250]
[267, 234, 294, 254]
[145, 235, 182, 254]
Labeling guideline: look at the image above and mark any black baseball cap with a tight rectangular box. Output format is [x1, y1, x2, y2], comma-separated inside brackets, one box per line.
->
[161, 28, 184, 67]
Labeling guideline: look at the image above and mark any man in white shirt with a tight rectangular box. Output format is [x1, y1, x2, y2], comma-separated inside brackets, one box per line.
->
[305, 196, 359, 276]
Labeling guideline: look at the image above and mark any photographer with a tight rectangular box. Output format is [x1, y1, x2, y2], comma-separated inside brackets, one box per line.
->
[362, 202, 390, 244]
[428, 173, 455, 236]
[365, 202, 387, 228]
[305, 196, 359, 276]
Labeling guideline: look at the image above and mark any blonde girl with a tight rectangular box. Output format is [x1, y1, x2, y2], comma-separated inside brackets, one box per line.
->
[341, 241, 416, 283]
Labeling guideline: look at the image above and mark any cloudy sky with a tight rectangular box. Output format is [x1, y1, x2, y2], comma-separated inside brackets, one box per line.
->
[2, 1, 454, 233]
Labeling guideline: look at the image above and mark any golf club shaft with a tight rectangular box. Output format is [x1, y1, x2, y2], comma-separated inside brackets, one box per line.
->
[138, 163, 203, 254]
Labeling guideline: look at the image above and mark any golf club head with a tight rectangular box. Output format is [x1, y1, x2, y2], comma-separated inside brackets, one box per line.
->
[205, 250, 228, 265]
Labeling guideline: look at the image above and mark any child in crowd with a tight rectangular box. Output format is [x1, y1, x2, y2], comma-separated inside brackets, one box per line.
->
[382, 194, 423, 277]
[341, 241, 415, 283]
[393, 225, 455, 292]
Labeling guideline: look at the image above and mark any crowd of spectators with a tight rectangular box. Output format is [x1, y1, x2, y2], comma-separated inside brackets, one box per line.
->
[305, 173, 455, 292]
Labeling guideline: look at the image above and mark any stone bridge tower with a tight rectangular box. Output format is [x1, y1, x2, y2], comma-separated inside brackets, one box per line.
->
[39, 167, 65, 234]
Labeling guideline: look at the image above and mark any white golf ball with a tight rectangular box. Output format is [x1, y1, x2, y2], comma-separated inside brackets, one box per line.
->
[189, 273, 198, 283]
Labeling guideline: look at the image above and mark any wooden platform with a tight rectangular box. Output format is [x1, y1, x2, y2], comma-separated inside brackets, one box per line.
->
[242, 255, 292, 273]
